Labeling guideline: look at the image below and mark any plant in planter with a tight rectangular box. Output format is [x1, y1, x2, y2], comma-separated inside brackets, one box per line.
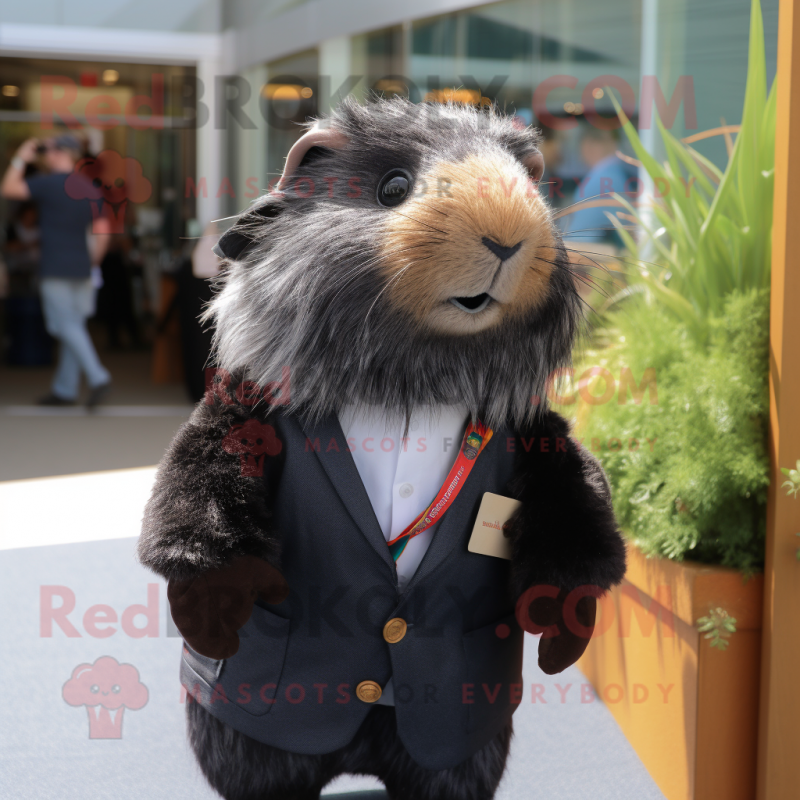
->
[568, 0, 775, 575]
[570, 288, 770, 575]
[696, 607, 738, 651]
[562, 2, 775, 798]
[571, 0, 775, 572]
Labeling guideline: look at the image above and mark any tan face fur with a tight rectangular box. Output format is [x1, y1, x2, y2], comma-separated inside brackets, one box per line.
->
[381, 150, 557, 335]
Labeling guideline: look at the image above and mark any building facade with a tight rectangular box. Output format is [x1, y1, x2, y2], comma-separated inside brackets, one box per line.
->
[0, 0, 779, 237]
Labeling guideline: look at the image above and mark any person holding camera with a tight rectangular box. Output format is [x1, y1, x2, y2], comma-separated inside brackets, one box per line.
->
[1, 135, 113, 407]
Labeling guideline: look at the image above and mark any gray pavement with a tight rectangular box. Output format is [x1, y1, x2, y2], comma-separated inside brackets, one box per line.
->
[0, 534, 665, 800]
[0, 351, 192, 482]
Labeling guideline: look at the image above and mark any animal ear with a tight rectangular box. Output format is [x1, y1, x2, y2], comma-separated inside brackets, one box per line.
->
[212, 124, 348, 262]
[277, 124, 349, 190]
[524, 151, 545, 182]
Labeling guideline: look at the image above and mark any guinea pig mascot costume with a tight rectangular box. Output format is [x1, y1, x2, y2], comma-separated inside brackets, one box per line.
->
[138, 97, 626, 800]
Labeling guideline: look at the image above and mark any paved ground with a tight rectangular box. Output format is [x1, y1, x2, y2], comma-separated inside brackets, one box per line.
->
[0, 348, 189, 407]
[0, 351, 192, 481]
[0, 466, 666, 800]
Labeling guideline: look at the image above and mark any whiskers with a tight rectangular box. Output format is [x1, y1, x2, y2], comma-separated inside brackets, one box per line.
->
[325, 239, 440, 305]
[535, 255, 613, 298]
[389, 208, 449, 236]
[362, 256, 433, 329]
[551, 195, 630, 220]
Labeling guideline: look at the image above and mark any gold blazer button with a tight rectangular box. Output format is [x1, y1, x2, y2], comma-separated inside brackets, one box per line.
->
[382, 617, 408, 644]
[356, 681, 382, 703]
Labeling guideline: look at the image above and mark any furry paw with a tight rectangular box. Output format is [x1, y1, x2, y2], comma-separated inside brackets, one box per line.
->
[168, 555, 288, 659]
[522, 587, 597, 675]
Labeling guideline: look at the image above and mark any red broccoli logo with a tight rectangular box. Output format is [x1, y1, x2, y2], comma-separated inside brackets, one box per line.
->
[65, 150, 152, 233]
[62, 656, 148, 739]
[222, 420, 282, 476]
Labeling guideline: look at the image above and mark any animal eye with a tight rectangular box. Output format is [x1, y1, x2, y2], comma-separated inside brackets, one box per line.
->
[377, 170, 412, 207]
[90, 685, 99, 693]
[112, 685, 121, 693]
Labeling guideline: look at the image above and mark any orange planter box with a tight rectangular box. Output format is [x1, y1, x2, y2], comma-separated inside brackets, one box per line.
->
[578, 544, 763, 800]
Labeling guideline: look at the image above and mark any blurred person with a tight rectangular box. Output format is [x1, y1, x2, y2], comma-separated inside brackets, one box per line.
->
[1, 135, 113, 407]
[5, 201, 40, 248]
[97, 235, 142, 351]
[3, 202, 40, 295]
[564, 125, 637, 246]
[2, 202, 52, 365]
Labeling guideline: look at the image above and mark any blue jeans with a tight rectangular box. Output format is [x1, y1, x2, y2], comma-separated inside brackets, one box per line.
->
[40, 278, 111, 400]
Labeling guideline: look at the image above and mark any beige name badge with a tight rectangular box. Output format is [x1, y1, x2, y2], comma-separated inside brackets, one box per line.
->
[468, 492, 522, 560]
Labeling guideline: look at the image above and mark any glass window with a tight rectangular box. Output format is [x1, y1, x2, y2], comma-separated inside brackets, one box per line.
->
[408, 0, 642, 229]
[0, 57, 196, 249]
[225, 0, 778, 241]
[350, 26, 407, 101]
[223, 48, 318, 217]
[401, 0, 777, 242]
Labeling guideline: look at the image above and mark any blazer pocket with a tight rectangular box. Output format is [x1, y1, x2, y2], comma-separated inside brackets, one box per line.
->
[462, 612, 524, 734]
[220, 603, 292, 717]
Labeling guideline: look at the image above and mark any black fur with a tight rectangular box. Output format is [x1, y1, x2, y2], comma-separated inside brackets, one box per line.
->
[137, 397, 282, 581]
[507, 411, 627, 596]
[206, 97, 581, 432]
[187, 696, 511, 800]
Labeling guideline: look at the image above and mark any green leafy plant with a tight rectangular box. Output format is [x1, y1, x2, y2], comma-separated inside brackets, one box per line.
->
[564, 289, 769, 574]
[604, 0, 775, 345]
[781, 461, 800, 499]
[697, 607, 738, 651]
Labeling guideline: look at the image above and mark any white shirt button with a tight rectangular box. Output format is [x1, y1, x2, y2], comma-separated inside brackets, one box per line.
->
[398, 483, 414, 498]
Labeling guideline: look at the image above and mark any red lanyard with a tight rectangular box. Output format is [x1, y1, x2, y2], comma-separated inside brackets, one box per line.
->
[387, 421, 493, 561]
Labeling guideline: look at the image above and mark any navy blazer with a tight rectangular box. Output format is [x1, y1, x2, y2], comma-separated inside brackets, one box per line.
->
[179, 411, 523, 770]
[140, 397, 624, 771]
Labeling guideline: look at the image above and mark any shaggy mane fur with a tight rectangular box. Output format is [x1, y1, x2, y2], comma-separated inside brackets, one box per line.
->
[206, 97, 581, 430]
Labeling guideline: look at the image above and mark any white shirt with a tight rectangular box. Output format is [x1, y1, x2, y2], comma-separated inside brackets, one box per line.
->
[337, 404, 469, 590]
[337, 403, 469, 706]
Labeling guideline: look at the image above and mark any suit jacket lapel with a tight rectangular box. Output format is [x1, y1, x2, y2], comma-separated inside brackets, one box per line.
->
[298, 414, 396, 575]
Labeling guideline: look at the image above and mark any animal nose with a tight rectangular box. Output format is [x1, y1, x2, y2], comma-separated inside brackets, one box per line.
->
[482, 237, 522, 262]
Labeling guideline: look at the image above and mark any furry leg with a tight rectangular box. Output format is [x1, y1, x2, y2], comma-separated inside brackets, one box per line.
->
[336, 707, 512, 800]
[187, 699, 511, 800]
[186, 697, 331, 800]
[381, 725, 512, 800]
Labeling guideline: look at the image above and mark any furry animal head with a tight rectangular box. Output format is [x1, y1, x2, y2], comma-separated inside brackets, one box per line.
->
[207, 96, 582, 429]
